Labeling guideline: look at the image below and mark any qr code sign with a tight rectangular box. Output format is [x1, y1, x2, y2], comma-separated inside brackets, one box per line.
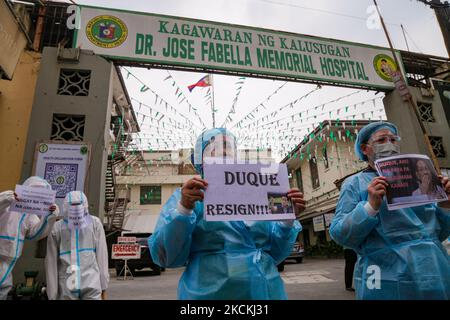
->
[44, 163, 78, 198]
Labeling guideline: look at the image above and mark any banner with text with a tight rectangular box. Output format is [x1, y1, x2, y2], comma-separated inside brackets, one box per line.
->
[73, 5, 404, 90]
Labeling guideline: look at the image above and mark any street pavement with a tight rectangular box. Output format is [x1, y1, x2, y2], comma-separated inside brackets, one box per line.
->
[107, 258, 355, 300]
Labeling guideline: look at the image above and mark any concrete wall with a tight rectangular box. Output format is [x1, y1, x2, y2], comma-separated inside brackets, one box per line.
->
[383, 86, 450, 169]
[14, 47, 115, 283]
[0, 51, 41, 190]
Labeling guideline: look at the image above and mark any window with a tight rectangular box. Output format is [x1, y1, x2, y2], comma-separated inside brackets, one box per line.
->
[140, 186, 162, 205]
[295, 169, 303, 193]
[58, 69, 91, 96]
[429, 136, 446, 158]
[322, 146, 329, 169]
[418, 101, 435, 122]
[309, 156, 320, 189]
[51, 114, 85, 141]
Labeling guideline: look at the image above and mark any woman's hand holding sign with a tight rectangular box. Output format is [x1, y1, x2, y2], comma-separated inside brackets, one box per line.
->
[439, 175, 450, 194]
[287, 188, 306, 215]
[368, 176, 389, 211]
[439, 175, 450, 208]
[181, 177, 208, 210]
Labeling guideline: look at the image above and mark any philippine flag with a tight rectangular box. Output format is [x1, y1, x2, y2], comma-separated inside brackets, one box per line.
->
[187, 75, 212, 92]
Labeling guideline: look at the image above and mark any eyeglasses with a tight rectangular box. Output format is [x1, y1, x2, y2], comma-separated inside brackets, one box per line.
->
[369, 135, 401, 145]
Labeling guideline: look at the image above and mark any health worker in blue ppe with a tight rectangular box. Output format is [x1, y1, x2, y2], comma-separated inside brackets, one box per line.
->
[330, 121, 450, 300]
[0, 176, 59, 300]
[149, 128, 304, 300]
[45, 191, 109, 300]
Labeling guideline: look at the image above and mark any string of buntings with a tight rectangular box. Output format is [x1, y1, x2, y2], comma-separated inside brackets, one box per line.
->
[122, 67, 207, 130]
[236, 89, 367, 132]
[132, 99, 198, 135]
[231, 81, 290, 129]
[239, 106, 386, 159]
[221, 76, 246, 127]
[162, 70, 208, 128]
[136, 132, 192, 142]
[132, 96, 200, 130]
[135, 125, 196, 143]
[131, 130, 193, 150]
[135, 128, 195, 149]
[234, 85, 323, 130]
[236, 95, 384, 139]
[237, 106, 386, 143]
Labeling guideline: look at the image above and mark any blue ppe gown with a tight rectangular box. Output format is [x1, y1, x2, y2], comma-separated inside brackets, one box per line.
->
[149, 188, 302, 300]
[330, 168, 450, 300]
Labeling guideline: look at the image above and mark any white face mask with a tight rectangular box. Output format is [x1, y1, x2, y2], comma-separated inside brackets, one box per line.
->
[373, 142, 401, 160]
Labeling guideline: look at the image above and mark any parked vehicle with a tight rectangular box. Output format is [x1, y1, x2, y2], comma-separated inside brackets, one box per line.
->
[115, 233, 162, 276]
[277, 242, 304, 272]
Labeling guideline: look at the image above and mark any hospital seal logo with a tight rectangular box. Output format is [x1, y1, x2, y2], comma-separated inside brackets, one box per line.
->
[86, 15, 128, 48]
[80, 146, 88, 155]
[373, 54, 397, 82]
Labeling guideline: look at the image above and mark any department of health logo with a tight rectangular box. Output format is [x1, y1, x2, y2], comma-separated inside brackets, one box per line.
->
[373, 54, 398, 82]
[38, 144, 48, 153]
[86, 15, 128, 48]
[56, 176, 65, 185]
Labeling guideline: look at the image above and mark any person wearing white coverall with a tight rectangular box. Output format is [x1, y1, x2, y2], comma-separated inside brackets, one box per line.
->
[0, 176, 59, 300]
[45, 191, 109, 300]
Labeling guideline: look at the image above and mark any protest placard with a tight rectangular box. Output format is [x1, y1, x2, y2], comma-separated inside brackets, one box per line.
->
[68, 204, 90, 230]
[10, 184, 56, 216]
[375, 154, 448, 210]
[203, 161, 295, 221]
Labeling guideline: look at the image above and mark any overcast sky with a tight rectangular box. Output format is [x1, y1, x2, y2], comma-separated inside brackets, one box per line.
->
[59, 0, 447, 160]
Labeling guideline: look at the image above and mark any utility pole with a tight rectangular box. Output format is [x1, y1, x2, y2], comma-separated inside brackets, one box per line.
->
[373, 0, 442, 174]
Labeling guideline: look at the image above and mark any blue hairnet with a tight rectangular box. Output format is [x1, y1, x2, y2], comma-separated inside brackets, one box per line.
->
[355, 121, 398, 161]
[191, 128, 237, 175]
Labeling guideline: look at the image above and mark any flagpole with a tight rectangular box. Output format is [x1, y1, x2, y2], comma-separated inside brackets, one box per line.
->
[210, 73, 216, 128]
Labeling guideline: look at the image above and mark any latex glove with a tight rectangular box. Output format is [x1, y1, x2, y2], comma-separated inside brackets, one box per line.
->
[1, 191, 16, 203]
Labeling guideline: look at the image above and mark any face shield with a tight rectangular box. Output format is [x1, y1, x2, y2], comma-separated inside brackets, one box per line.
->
[192, 128, 237, 175]
[202, 134, 237, 161]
